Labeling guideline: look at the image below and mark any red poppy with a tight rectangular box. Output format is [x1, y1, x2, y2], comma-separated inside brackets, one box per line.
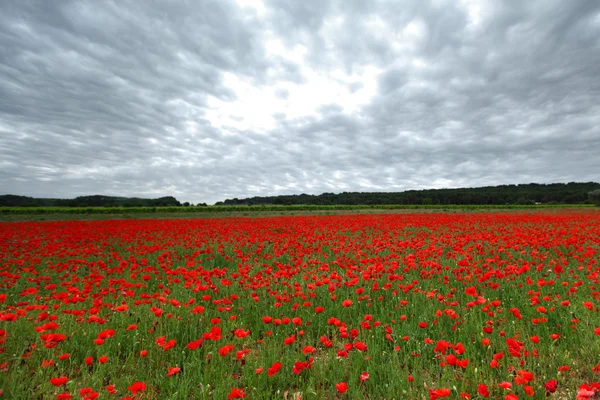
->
[283, 335, 295, 345]
[79, 387, 98, 399]
[478, 384, 489, 398]
[128, 381, 146, 395]
[544, 380, 558, 393]
[268, 362, 283, 377]
[429, 388, 451, 399]
[218, 344, 234, 357]
[50, 377, 68, 387]
[336, 382, 348, 393]
[353, 341, 367, 351]
[228, 388, 246, 399]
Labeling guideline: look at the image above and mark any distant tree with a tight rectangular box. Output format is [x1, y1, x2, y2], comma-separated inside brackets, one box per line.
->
[515, 197, 535, 205]
[589, 189, 600, 206]
[183, 202, 190, 207]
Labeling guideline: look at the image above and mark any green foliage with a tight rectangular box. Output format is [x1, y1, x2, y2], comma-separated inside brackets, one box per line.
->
[589, 189, 600, 206]
[217, 182, 600, 206]
[0, 194, 181, 207]
[515, 197, 535, 205]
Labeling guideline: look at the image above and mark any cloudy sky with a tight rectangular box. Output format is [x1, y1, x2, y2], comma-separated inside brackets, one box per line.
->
[1, 0, 599, 204]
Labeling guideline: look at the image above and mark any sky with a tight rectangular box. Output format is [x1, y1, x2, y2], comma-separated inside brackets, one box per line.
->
[1, 0, 599, 204]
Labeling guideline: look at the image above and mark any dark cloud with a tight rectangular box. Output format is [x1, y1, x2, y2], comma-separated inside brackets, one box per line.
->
[1, 0, 599, 204]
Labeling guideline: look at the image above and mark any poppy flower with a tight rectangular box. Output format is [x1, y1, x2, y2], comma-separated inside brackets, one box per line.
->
[50, 377, 68, 386]
[228, 388, 246, 399]
[218, 344, 234, 357]
[544, 380, 558, 393]
[283, 335, 295, 345]
[128, 381, 146, 395]
[268, 362, 283, 377]
[478, 384, 489, 398]
[166, 367, 180, 376]
[577, 387, 595, 399]
[236, 349, 250, 360]
[187, 339, 203, 350]
[429, 388, 451, 399]
[336, 382, 348, 393]
[515, 370, 534, 385]
[353, 341, 367, 351]
[79, 388, 98, 399]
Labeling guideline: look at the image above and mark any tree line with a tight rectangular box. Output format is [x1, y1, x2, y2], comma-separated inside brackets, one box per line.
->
[216, 182, 600, 206]
[0, 195, 182, 207]
[3, 182, 599, 208]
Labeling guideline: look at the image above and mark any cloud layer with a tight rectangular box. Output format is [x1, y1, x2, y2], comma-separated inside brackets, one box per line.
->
[1, 0, 599, 204]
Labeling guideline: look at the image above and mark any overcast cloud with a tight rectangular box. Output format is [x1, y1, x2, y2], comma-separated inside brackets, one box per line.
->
[1, 0, 599, 204]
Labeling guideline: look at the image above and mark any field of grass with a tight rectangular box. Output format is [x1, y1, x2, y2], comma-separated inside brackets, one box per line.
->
[1, 210, 600, 399]
[0, 204, 594, 222]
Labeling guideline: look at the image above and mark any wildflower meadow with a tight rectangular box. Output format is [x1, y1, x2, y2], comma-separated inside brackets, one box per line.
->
[1, 211, 599, 399]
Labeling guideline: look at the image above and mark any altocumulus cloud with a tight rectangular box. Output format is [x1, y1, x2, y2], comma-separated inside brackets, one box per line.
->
[0, 0, 599, 204]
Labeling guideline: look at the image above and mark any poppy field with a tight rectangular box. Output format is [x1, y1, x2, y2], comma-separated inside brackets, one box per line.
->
[1, 211, 600, 399]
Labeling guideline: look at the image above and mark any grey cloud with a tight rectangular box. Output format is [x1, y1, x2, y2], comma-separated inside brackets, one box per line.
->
[1, 0, 599, 204]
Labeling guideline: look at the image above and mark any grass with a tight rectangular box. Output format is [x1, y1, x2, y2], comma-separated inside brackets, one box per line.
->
[0, 204, 594, 222]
